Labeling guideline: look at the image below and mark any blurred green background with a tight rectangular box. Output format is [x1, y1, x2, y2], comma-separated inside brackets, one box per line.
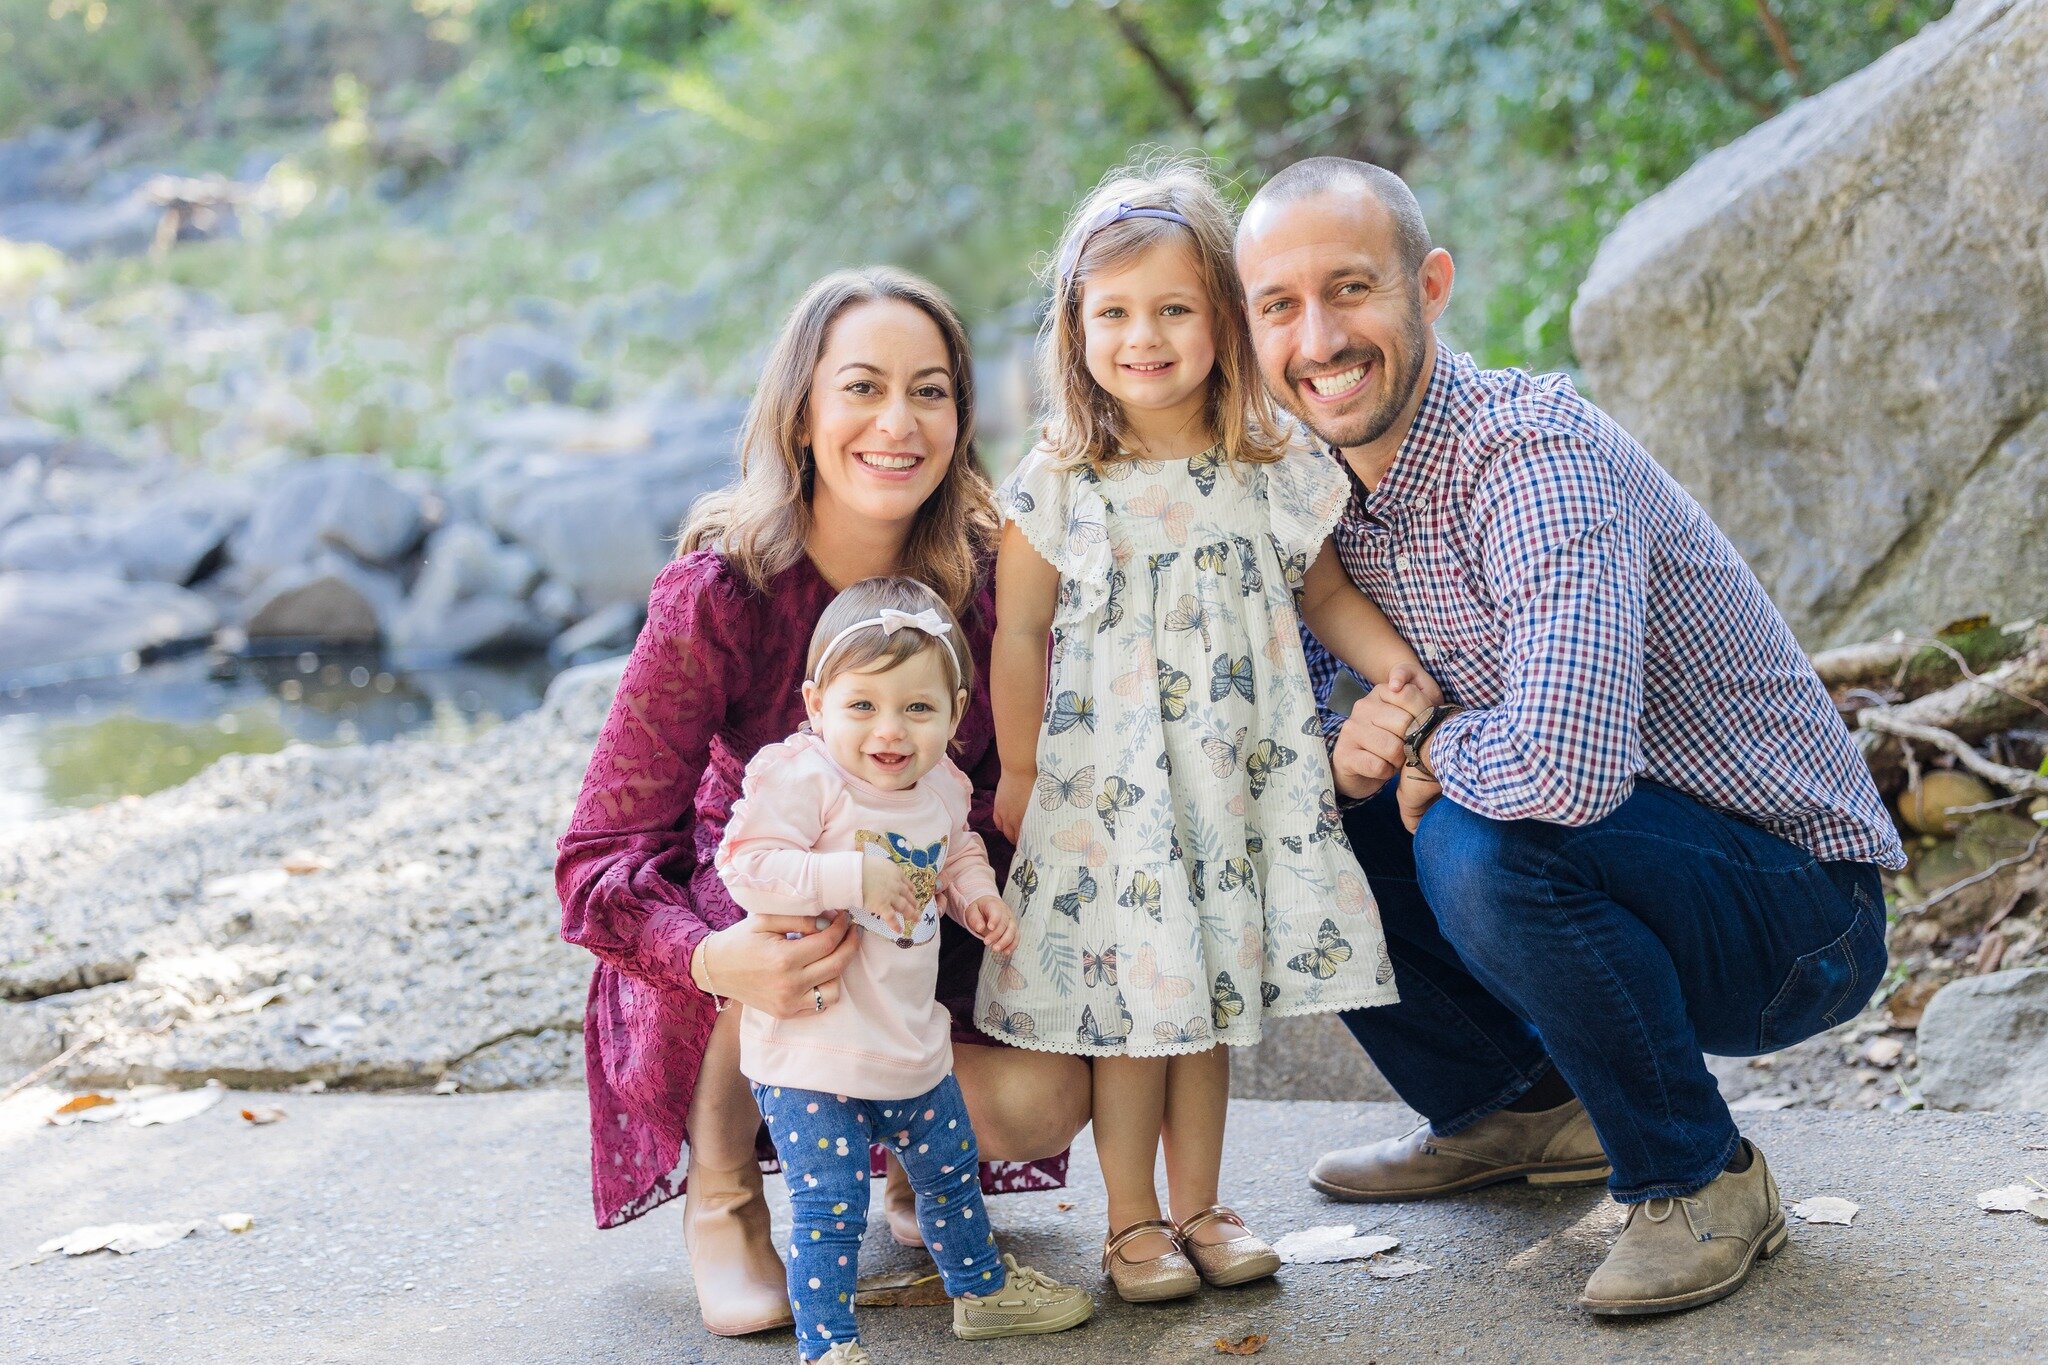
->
[0, 0, 1948, 442]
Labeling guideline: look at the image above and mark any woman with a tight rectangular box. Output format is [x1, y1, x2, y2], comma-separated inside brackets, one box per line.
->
[556, 267, 1091, 1336]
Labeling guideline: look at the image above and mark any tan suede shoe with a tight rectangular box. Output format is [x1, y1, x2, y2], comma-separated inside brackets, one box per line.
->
[1309, 1099, 1611, 1202]
[682, 1156, 795, 1336]
[1578, 1141, 1788, 1316]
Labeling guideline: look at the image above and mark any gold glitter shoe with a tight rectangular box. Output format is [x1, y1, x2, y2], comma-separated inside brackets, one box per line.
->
[1175, 1205, 1281, 1288]
[1101, 1219, 1200, 1303]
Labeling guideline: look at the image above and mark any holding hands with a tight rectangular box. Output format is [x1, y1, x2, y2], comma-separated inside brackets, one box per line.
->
[1330, 666, 1455, 831]
[965, 895, 1018, 956]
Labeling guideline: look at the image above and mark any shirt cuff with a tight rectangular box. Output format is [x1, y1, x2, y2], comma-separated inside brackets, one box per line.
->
[1422, 706, 1482, 794]
[819, 851, 867, 912]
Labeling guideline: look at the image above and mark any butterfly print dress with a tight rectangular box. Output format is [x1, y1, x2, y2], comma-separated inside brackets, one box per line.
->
[974, 443, 1399, 1058]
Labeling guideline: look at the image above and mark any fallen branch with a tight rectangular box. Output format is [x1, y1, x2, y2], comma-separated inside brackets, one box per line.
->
[1897, 828, 2047, 919]
[1856, 624, 2048, 789]
[1813, 621, 2033, 698]
[1, 1036, 99, 1103]
[1858, 710, 2048, 796]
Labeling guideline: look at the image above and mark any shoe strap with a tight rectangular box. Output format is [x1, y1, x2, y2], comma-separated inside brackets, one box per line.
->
[1175, 1204, 1251, 1242]
[1103, 1218, 1182, 1271]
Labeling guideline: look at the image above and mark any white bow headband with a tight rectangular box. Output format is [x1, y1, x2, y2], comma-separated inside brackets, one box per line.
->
[811, 607, 963, 687]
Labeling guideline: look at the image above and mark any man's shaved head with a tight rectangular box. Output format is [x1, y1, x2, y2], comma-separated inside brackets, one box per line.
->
[1240, 158, 1432, 274]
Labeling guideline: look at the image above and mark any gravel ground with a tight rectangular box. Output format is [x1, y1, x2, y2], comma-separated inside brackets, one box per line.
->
[4, 1090, 2046, 1363]
[0, 662, 627, 1093]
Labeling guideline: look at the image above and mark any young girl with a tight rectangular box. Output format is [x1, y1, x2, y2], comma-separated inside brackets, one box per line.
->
[976, 159, 1435, 1302]
[717, 576, 1095, 1364]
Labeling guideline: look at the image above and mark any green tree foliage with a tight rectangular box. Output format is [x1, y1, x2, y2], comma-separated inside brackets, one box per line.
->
[488, 0, 1947, 368]
[0, 0, 1952, 372]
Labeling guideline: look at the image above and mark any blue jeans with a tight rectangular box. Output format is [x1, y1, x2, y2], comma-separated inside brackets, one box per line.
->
[1338, 778, 1887, 1202]
[754, 1074, 1003, 1359]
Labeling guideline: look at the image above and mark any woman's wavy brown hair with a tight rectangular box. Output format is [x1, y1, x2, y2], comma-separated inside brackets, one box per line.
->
[679, 267, 997, 616]
[1039, 153, 1286, 474]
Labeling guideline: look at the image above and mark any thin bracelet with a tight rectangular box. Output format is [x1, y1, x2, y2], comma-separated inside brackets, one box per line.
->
[693, 937, 730, 1013]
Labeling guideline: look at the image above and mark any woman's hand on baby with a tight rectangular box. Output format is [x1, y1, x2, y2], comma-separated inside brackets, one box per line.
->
[964, 895, 1018, 956]
[692, 910, 859, 1019]
[993, 768, 1034, 844]
[862, 859, 920, 936]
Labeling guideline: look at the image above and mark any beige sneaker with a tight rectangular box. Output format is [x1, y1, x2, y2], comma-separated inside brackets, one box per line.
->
[953, 1254, 1095, 1340]
[816, 1344, 873, 1365]
[1578, 1140, 1788, 1316]
[1310, 1099, 1610, 1202]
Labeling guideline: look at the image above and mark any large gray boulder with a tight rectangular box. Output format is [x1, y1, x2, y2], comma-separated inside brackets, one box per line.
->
[1571, 0, 2048, 648]
[232, 456, 426, 574]
[106, 480, 250, 585]
[242, 552, 402, 644]
[1915, 967, 2048, 1112]
[0, 513, 108, 574]
[446, 324, 593, 406]
[387, 521, 552, 660]
[0, 570, 218, 682]
[0, 414, 117, 471]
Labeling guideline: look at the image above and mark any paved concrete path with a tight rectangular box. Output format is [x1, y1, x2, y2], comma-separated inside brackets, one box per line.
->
[5, 1088, 2046, 1362]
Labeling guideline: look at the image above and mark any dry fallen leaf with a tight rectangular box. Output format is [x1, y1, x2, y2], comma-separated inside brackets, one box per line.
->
[52, 1094, 117, 1117]
[297, 1014, 366, 1049]
[1271, 1225, 1401, 1265]
[127, 1082, 225, 1127]
[37, 1221, 202, 1257]
[1056, 1202, 1075, 1212]
[1215, 1334, 1268, 1355]
[204, 868, 291, 900]
[239, 1106, 286, 1125]
[1366, 1255, 1430, 1280]
[854, 1268, 950, 1306]
[1788, 1197, 1860, 1226]
[281, 851, 331, 876]
[1977, 1184, 2048, 1220]
[1884, 978, 1941, 1031]
[216, 1213, 255, 1233]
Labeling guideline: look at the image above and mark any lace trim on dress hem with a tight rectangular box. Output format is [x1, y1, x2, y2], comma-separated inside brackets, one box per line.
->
[969, 983, 1402, 1059]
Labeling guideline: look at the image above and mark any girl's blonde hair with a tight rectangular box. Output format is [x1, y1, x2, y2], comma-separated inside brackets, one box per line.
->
[806, 577, 972, 716]
[1038, 154, 1286, 473]
[679, 268, 998, 616]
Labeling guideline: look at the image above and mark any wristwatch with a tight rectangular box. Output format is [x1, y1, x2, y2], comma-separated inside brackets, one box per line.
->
[1402, 704, 1460, 781]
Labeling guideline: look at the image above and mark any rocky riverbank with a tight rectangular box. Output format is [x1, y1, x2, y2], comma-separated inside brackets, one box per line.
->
[0, 658, 627, 1093]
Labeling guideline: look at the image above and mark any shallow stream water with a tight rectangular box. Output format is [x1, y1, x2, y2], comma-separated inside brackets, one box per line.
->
[0, 649, 561, 831]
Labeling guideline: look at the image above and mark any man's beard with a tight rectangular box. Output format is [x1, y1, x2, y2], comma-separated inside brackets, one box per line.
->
[1279, 298, 1428, 451]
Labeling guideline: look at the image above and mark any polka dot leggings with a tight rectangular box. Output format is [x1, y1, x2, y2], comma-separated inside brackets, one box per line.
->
[753, 1074, 1003, 1359]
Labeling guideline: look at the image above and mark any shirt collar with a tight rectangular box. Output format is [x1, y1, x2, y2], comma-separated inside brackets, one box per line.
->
[1332, 339, 1466, 519]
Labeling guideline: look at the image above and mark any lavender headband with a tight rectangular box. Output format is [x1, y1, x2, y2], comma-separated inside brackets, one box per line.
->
[1055, 201, 1195, 290]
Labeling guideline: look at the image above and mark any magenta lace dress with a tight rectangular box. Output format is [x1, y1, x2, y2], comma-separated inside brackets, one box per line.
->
[557, 549, 1069, 1228]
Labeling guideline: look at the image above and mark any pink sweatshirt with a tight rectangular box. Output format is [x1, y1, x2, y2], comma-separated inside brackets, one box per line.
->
[715, 732, 1002, 1100]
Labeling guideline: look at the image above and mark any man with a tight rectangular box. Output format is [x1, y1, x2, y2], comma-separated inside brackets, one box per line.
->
[1235, 158, 1904, 1316]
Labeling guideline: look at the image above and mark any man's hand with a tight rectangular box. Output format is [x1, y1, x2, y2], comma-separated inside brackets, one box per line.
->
[993, 767, 1035, 844]
[1396, 767, 1442, 832]
[862, 859, 920, 936]
[964, 895, 1018, 956]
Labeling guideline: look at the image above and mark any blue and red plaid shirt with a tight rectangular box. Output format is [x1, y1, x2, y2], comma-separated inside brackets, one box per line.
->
[1303, 343, 1905, 870]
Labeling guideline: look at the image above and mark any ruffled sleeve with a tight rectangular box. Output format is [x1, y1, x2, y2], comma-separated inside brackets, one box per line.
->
[1261, 437, 1351, 589]
[555, 551, 749, 996]
[999, 446, 1113, 623]
[716, 738, 866, 918]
